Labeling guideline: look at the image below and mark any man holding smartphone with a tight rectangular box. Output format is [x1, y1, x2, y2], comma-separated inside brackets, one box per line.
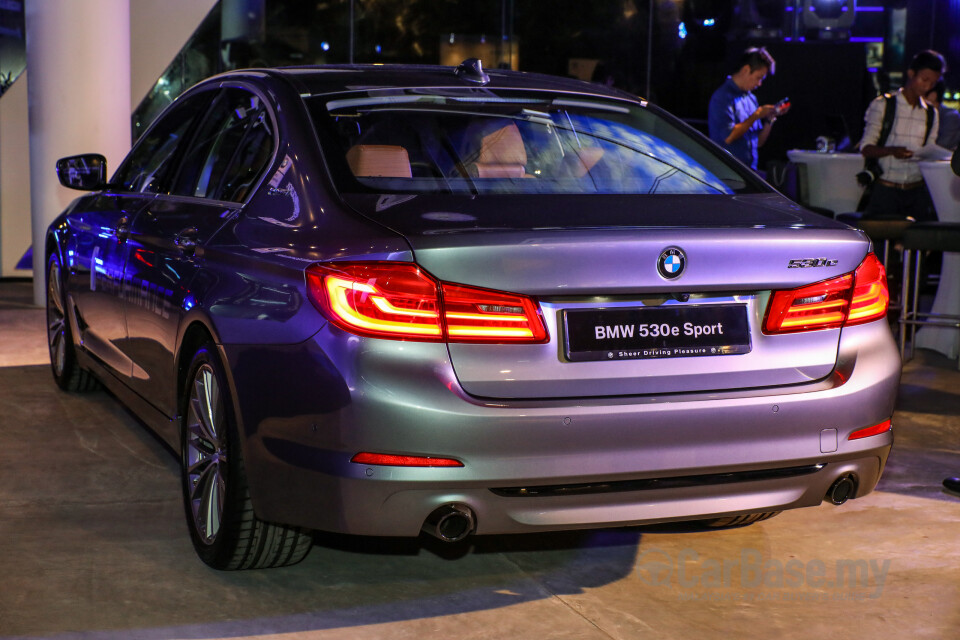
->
[708, 47, 789, 171]
[858, 49, 944, 221]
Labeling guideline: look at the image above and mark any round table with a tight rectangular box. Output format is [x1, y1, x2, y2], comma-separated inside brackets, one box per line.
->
[786, 150, 865, 217]
[915, 160, 960, 359]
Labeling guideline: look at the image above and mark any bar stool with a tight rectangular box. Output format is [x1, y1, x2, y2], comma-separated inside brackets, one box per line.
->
[855, 219, 913, 273]
[899, 221, 960, 365]
[837, 214, 912, 314]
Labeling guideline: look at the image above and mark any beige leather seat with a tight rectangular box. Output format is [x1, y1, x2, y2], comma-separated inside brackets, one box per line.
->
[471, 123, 528, 178]
[346, 145, 412, 178]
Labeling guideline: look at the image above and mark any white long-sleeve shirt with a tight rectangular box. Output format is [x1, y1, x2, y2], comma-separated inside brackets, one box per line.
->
[860, 90, 939, 184]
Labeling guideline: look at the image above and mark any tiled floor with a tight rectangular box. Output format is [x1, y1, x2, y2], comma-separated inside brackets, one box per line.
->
[1, 278, 958, 639]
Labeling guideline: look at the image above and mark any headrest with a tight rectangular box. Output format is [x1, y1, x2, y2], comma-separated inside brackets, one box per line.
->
[346, 145, 412, 178]
[477, 123, 527, 166]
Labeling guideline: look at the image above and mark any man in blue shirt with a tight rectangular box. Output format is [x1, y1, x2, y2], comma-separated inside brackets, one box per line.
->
[708, 47, 786, 170]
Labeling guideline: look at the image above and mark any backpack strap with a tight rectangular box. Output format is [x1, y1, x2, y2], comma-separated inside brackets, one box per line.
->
[876, 93, 896, 147]
[877, 92, 935, 146]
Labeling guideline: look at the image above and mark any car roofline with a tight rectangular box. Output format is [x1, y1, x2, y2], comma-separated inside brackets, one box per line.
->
[201, 63, 641, 103]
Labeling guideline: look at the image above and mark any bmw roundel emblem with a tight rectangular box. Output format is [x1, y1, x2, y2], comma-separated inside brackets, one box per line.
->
[657, 247, 686, 279]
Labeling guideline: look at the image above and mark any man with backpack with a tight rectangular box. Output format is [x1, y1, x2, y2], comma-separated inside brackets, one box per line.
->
[859, 50, 945, 221]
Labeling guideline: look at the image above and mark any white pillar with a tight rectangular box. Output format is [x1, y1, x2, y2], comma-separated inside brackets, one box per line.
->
[25, 0, 131, 305]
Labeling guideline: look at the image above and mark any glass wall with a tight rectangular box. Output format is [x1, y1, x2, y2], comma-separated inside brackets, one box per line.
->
[131, 1, 959, 147]
[0, 0, 25, 97]
[133, 1, 673, 140]
[133, 6, 222, 140]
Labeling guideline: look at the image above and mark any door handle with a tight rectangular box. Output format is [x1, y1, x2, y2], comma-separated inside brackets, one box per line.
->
[115, 216, 130, 242]
[175, 227, 199, 255]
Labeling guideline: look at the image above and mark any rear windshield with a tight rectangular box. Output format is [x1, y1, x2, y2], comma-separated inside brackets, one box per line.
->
[306, 88, 765, 196]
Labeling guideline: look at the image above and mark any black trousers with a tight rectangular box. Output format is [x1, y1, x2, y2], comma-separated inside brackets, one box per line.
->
[862, 182, 936, 221]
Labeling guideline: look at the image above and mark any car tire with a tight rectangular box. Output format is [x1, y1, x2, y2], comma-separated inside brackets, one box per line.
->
[703, 511, 781, 528]
[46, 254, 98, 392]
[180, 343, 312, 570]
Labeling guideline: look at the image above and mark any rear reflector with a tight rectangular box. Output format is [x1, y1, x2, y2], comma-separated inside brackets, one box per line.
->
[306, 262, 548, 343]
[848, 419, 892, 440]
[763, 253, 888, 334]
[351, 452, 464, 467]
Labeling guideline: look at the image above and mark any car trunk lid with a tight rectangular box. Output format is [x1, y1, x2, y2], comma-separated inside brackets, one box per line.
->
[341, 193, 872, 399]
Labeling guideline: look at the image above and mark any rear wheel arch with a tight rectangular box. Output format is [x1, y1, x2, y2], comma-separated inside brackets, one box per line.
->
[178, 338, 312, 569]
[177, 321, 217, 404]
[175, 320, 249, 450]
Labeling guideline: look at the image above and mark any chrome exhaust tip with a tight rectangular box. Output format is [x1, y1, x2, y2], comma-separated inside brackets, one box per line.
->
[826, 475, 857, 505]
[421, 503, 476, 543]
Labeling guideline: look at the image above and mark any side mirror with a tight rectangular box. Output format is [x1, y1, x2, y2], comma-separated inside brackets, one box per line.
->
[56, 154, 108, 191]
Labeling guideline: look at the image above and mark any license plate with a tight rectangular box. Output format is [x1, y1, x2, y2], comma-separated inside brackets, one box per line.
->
[563, 304, 751, 362]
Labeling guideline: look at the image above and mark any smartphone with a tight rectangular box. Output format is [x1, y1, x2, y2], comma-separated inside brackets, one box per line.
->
[775, 97, 791, 114]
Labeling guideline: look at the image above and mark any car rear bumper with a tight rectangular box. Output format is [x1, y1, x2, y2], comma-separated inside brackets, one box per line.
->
[223, 319, 899, 537]
[336, 455, 884, 536]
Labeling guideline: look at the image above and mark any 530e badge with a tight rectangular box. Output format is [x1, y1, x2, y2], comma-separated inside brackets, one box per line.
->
[788, 258, 838, 268]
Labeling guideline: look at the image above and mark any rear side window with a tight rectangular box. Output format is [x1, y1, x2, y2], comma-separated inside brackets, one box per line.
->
[111, 92, 211, 193]
[169, 88, 274, 202]
[218, 109, 274, 202]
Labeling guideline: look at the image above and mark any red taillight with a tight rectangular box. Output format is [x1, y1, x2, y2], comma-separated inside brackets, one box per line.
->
[764, 273, 853, 333]
[350, 452, 464, 467]
[848, 419, 892, 440]
[847, 253, 890, 325]
[306, 262, 548, 343]
[763, 254, 888, 334]
[307, 262, 442, 340]
[442, 282, 548, 342]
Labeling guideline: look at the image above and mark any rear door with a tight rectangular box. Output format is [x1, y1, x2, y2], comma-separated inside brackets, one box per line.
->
[122, 87, 276, 416]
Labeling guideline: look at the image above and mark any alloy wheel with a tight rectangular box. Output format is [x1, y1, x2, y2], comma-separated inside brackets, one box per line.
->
[184, 363, 227, 545]
[46, 260, 67, 378]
